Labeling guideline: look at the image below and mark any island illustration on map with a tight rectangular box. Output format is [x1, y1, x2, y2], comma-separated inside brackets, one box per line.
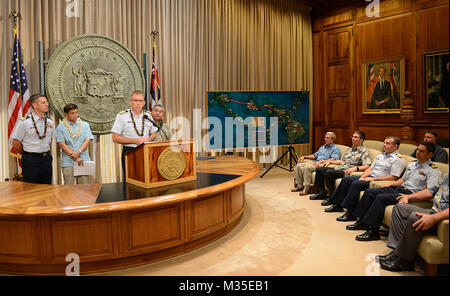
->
[207, 91, 310, 149]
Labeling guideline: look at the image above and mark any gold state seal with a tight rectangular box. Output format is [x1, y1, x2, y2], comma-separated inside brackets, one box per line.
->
[45, 34, 145, 134]
[157, 148, 186, 180]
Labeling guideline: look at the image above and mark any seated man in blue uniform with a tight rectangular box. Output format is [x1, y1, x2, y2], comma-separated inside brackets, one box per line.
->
[378, 174, 448, 272]
[324, 136, 406, 218]
[12, 94, 56, 184]
[345, 141, 441, 241]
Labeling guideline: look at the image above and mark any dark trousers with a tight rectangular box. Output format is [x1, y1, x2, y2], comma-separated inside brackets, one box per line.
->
[22, 152, 53, 184]
[355, 186, 412, 230]
[329, 176, 369, 207]
[121, 146, 134, 181]
[314, 166, 345, 195]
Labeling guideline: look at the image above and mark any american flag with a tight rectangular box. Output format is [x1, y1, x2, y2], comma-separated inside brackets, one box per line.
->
[150, 43, 161, 110]
[390, 61, 399, 108]
[8, 27, 30, 158]
[390, 62, 398, 95]
[369, 64, 375, 82]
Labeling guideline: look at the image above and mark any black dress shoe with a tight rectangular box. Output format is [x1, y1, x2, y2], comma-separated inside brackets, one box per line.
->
[310, 192, 327, 200]
[324, 204, 344, 213]
[321, 199, 332, 206]
[377, 250, 396, 262]
[380, 256, 415, 272]
[355, 229, 380, 241]
[346, 219, 368, 229]
[337, 212, 358, 222]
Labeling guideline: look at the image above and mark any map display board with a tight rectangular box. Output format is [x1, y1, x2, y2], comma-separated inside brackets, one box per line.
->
[206, 90, 310, 150]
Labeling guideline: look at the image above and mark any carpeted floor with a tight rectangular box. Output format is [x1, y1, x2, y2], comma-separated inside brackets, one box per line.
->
[94, 167, 425, 276]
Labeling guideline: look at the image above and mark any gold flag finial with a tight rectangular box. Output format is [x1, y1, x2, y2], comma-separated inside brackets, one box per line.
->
[151, 30, 159, 42]
[9, 11, 21, 29]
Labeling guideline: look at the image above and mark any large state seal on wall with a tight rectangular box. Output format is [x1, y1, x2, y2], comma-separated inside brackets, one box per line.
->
[45, 34, 146, 134]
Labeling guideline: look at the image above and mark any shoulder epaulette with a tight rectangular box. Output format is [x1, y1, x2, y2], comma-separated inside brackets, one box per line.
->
[20, 116, 27, 121]
[397, 154, 403, 158]
[431, 163, 438, 168]
[119, 110, 128, 114]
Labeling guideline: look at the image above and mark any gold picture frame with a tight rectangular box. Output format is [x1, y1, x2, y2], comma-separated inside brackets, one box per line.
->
[362, 56, 405, 114]
[424, 50, 449, 113]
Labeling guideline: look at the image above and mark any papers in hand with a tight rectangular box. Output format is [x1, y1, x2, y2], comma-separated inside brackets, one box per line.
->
[73, 160, 96, 176]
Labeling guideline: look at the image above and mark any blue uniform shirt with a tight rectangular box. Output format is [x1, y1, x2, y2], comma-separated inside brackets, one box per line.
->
[369, 150, 405, 178]
[401, 160, 441, 193]
[56, 119, 94, 168]
[313, 144, 341, 162]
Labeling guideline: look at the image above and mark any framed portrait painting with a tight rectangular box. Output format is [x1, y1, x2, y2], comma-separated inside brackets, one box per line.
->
[424, 50, 449, 113]
[362, 57, 405, 114]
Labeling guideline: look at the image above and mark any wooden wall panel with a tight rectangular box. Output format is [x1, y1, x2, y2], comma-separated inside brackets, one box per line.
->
[415, 5, 449, 126]
[356, 0, 413, 23]
[323, 9, 354, 30]
[313, 32, 324, 150]
[323, 26, 354, 146]
[358, 125, 404, 142]
[415, 0, 448, 10]
[312, 0, 449, 150]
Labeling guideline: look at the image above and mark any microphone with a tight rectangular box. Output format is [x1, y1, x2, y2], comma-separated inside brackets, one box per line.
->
[144, 114, 160, 131]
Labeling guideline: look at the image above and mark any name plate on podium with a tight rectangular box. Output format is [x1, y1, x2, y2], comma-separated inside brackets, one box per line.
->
[124, 139, 196, 188]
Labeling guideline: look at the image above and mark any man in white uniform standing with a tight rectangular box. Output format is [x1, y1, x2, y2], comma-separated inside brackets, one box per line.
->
[112, 91, 158, 180]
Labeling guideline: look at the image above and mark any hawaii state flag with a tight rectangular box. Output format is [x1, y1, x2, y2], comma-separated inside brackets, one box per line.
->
[150, 43, 161, 110]
[8, 27, 30, 159]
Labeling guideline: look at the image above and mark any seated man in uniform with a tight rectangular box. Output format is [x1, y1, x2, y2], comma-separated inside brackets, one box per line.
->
[378, 174, 448, 272]
[345, 141, 441, 241]
[12, 94, 56, 184]
[291, 131, 341, 196]
[150, 103, 172, 141]
[324, 136, 406, 218]
[311, 130, 372, 201]
[410, 131, 448, 164]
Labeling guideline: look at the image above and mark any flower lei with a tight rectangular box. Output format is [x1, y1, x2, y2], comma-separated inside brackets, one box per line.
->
[63, 118, 82, 138]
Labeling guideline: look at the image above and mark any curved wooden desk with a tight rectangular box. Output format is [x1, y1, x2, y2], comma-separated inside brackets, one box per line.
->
[0, 156, 259, 275]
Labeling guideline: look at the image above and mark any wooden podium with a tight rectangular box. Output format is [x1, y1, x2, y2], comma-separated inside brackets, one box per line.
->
[124, 139, 196, 188]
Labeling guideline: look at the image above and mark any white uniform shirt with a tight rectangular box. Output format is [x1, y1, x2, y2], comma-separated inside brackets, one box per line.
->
[369, 150, 406, 179]
[111, 109, 158, 148]
[12, 111, 56, 153]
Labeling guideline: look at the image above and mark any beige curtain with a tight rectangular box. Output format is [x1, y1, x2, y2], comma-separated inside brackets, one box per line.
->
[0, 0, 313, 183]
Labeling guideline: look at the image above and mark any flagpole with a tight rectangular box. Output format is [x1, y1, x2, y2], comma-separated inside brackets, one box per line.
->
[151, 30, 159, 105]
[9, 12, 24, 115]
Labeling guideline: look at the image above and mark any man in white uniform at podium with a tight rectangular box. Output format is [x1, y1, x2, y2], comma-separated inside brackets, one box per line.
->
[112, 91, 158, 180]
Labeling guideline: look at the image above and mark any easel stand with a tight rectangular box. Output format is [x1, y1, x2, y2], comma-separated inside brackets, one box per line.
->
[260, 145, 299, 178]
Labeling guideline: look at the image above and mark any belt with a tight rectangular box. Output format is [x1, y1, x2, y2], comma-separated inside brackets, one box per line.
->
[23, 151, 50, 157]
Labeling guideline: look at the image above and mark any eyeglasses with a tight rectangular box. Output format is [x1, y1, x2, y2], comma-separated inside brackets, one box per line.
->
[130, 100, 145, 103]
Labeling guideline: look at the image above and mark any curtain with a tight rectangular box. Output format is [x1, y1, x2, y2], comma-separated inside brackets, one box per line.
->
[0, 0, 313, 183]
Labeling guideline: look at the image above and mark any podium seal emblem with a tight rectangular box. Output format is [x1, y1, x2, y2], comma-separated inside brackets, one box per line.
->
[45, 34, 145, 134]
[157, 148, 186, 180]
